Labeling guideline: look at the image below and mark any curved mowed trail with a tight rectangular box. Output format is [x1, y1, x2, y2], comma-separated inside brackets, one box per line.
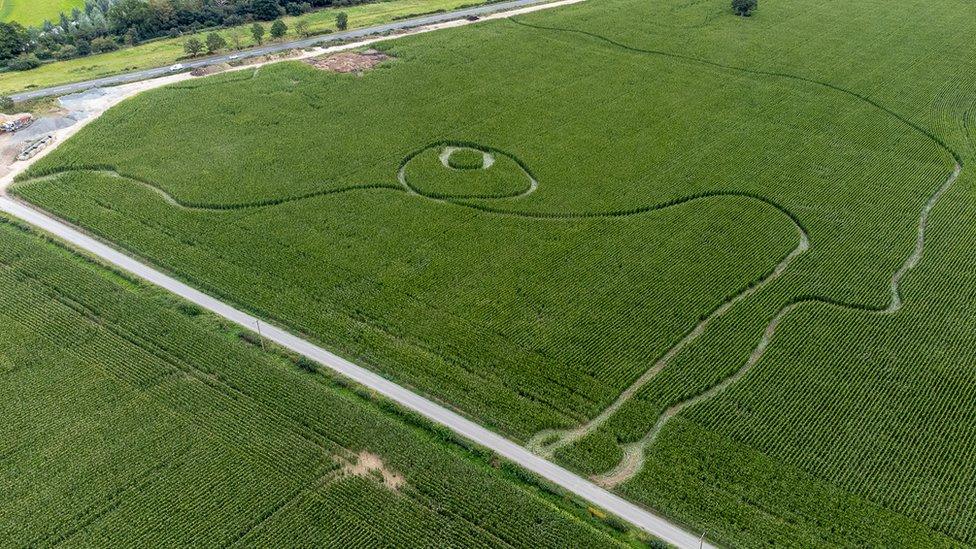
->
[594, 163, 960, 488]
[18, 108, 960, 491]
[17, 168, 400, 212]
[505, 20, 963, 486]
[10, 3, 970, 543]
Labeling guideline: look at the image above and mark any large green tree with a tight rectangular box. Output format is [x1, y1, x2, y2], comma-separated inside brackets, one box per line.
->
[270, 19, 288, 39]
[0, 22, 28, 63]
[251, 23, 266, 45]
[184, 37, 204, 57]
[107, 0, 153, 37]
[732, 0, 757, 16]
[252, 0, 283, 21]
[205, 32, 227, 54]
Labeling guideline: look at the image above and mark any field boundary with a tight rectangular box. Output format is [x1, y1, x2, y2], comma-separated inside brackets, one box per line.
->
[9, 0, 586, 102]
[3, 4, 964, 543]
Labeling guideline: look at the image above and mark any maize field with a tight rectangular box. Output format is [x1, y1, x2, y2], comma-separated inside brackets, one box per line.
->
[13, 0, 976, 544]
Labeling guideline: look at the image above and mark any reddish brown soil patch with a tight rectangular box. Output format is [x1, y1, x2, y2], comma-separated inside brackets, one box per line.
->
[305, 49, 392, 74]
[191, 63, 232, 77]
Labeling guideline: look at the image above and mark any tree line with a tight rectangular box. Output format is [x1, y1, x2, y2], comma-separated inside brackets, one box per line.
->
[183, 11, 345, 57]
[0, 0, 362, 71]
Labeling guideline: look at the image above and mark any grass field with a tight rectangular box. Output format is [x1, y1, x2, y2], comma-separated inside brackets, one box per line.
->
[0, 0, 83, 26]
[0, 0, 485, 95]
[14, 0, 976, 545]
[0, 217, 640, 547]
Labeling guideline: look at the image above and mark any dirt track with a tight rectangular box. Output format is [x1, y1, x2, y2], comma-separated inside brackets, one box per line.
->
[0, 1, 719, 546]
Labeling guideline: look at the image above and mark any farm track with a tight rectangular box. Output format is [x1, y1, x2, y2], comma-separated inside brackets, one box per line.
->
[0, 195, 715, 548]
[19, 98, 960, 484]
[526, 225, 808, 456]
[16, 169, 399, 211]
[12, 19, 966, 493]
[511, 18, 966, 484]
[8, 0, 588, 102]
[18, 145, 807, 230]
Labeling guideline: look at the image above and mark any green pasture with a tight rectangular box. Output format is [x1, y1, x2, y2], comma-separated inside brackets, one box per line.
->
[0, 0, 83, 26]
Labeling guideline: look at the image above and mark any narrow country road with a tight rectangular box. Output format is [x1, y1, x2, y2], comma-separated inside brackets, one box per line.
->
[12, 0, 558, 102]
[0, 2, 712, 544]
[0, 196, 712, 549]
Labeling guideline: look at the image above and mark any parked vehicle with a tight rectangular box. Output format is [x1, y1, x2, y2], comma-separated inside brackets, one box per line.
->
[1, 115, 33, 133]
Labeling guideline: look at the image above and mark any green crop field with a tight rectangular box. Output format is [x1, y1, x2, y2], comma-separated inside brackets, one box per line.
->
[0, 0, 82, 26]
[0, 217, 637, 546]
[13, 0, 976, 545]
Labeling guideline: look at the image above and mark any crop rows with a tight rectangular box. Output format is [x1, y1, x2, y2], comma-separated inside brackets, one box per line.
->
[13, 0, 976, 544]
[17, 166, 798, 439]
[530, 0, 976, 544]
[0, 220, 627, 547]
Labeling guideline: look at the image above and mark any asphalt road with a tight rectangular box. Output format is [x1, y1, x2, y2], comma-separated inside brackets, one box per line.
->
[0, 193, 715, 548]
[2, 1, 714, 544]
[12, 0, 554, 102]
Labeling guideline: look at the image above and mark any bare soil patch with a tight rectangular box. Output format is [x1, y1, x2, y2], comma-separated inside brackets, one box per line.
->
[233, 49, 306, 68]
[191, 63, 232, 77]
[305, 49, 392, 74]
[342, 451, 406, 490]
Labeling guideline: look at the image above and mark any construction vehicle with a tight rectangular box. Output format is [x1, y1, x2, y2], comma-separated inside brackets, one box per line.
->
[1, 115, 33, 133]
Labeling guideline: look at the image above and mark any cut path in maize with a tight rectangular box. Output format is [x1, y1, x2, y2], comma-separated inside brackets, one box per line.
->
[8, 0, 974, 544]
[521, 20, 963, 484]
